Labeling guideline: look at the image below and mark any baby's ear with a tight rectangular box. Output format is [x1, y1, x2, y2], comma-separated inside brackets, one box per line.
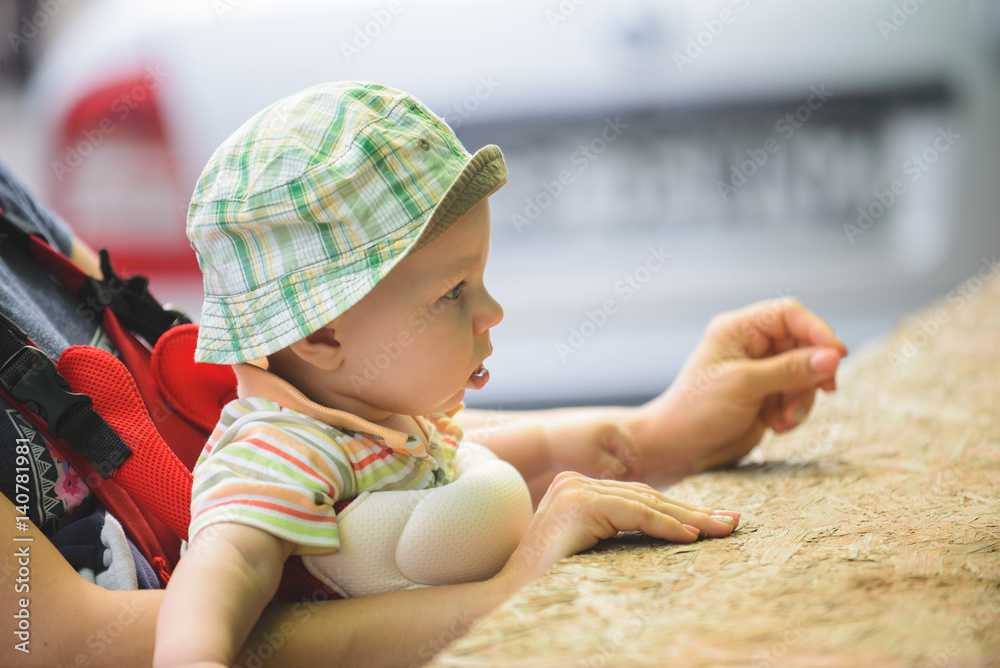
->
[288, 324, 343, 372]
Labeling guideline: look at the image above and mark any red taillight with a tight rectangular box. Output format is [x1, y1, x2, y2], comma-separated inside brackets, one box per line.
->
[49, 69, 198, 278]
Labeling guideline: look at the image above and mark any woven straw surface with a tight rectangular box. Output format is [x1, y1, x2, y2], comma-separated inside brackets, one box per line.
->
[430, 273, 1000, 668]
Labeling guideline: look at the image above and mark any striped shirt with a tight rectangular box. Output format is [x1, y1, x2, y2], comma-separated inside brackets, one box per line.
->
[188, 363, 460, 554]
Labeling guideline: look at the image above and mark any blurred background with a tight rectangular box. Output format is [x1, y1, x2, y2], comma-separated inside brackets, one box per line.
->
[1, 0, 998, 409]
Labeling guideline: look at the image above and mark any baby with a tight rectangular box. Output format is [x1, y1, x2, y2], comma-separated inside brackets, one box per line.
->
[153, 81, 737, 667]
[151, 81, 526, 667]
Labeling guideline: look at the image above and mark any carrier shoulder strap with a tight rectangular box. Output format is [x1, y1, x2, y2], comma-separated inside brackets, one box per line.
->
[0, 207, 191, 345]
[0, 205, 192, 579]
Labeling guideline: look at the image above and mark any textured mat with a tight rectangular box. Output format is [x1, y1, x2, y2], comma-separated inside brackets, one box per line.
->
[431, 269, 1000, 668]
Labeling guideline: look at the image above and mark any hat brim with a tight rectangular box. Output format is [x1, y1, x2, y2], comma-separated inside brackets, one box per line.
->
[410, 144, 507, 252]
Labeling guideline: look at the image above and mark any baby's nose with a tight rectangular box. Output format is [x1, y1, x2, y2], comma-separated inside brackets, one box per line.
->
[475, 290, 503, 334]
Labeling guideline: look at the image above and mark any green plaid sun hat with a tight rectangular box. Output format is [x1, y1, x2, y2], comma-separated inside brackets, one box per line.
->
[187, 81, 507, 364]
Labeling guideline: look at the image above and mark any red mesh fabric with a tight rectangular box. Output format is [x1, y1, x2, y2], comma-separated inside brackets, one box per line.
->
[101, 311, 208, 471]
[151, 323, 238, 435]
[58, 345, 193, 541]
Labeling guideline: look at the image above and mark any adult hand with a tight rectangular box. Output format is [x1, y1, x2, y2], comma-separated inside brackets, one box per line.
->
[629, 298, 848, 485]
[497, 472, 739, 587]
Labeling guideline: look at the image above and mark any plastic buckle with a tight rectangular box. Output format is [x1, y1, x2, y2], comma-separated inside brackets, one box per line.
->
[162, 303, 193, 328]
[0, 346, 93, 439]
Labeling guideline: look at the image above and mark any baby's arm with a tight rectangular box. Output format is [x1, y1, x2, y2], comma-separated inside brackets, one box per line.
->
[153, 523, 295, 668]
[460, 410, 641, 493]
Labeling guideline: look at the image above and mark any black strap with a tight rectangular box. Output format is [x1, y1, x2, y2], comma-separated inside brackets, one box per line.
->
[0, 313, 132, 479]
[0, 206, 191, 345]
[78, 249, 191, 346]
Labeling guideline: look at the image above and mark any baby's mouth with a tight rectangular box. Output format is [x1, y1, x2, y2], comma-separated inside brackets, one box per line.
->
[468, 362, 489, 389]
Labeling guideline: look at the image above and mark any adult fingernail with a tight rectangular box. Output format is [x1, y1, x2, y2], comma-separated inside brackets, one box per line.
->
[714, 510, 740, 518]
[809, 349, 839, 373]
[682, 524, 700, 536]
[710, 515, 734, 525]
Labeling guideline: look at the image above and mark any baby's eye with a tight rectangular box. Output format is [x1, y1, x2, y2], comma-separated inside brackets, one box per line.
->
[442, 281, 465, 301]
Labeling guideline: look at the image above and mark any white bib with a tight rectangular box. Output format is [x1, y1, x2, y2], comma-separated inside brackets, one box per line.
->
[302, 442, 532, 598]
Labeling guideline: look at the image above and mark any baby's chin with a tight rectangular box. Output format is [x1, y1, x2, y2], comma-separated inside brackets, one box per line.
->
[431, 389, 467, 416]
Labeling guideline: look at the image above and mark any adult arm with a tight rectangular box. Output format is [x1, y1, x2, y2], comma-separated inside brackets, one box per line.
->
[459, 298, 848, 488]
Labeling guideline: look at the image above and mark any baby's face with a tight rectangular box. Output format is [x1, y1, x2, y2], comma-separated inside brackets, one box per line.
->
[331, 199, 503, 417]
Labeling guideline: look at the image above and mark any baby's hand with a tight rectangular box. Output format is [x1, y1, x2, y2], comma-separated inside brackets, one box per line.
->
[500, 472, 740, 587]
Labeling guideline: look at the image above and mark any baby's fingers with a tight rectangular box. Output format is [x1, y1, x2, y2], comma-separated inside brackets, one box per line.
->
[632, 496, 738, 538]
[583, 479, 703, 511]
[586, 479, 740, 536]
[594, 497, 703, 545]
[536, 477, 699, 562]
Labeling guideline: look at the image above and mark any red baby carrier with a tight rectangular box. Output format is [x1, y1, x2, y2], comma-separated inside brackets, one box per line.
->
[0, 207, 340, 601]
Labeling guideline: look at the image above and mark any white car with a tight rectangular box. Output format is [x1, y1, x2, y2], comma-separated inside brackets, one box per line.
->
[24, 0, 1000, 407]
